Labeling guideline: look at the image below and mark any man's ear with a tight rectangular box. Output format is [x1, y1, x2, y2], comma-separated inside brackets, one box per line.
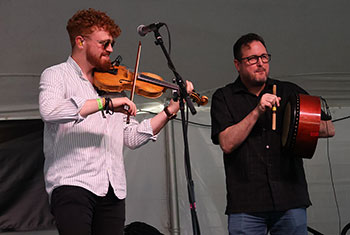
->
[234, 59, 240, 72]
[75, 36, 84, 47]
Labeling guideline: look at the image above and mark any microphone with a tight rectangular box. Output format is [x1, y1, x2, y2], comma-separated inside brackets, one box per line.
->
[137, 22, 165, 36]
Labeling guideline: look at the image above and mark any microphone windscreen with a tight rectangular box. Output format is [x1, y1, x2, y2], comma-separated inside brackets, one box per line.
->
[137, 25, 146, 36]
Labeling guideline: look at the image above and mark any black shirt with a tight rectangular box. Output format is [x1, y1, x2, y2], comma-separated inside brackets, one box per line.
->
[211, 77, 312, 214]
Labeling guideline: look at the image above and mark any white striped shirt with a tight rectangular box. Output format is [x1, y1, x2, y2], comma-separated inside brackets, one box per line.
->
[39, 57, 157, 200]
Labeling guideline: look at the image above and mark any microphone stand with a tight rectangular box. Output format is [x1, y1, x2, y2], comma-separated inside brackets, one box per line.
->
[152, 28, 200, 235]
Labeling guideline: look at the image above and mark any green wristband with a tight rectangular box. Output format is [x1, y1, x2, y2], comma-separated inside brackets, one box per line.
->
[97, 98, 103, 111]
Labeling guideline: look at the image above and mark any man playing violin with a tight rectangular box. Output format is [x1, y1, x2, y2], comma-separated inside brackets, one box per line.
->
[210, 33, 335, 235]
[39, 8, 193, 235]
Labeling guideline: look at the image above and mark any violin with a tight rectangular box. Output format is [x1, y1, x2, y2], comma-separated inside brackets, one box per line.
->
[93, 65, 208, 106]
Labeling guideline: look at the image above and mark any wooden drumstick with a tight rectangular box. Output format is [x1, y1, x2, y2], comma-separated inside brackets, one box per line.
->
[272, 84, 277, 130]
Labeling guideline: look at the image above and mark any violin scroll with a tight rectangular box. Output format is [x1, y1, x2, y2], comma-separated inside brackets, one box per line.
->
[190, 92, 208, 106]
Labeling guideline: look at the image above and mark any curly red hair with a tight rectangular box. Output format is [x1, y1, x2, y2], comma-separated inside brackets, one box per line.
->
[66, 8, 121, 47]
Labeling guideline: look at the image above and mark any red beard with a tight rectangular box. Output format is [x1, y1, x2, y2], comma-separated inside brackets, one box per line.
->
[87, 49, 111, 71]
[97, 60, 111, 71]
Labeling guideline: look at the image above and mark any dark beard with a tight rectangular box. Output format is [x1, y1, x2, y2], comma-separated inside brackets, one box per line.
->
[252, 79, 266, 87]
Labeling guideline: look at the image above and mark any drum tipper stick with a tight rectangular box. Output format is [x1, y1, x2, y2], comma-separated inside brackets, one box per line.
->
[272, 84, 277, 130]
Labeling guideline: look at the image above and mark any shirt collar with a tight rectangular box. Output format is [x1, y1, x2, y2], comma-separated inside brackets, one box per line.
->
[67, 56, 84, 79]
[231, 76, 274, 95]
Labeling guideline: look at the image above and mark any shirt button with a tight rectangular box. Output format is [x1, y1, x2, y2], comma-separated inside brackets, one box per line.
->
[266, 145, 270, 149]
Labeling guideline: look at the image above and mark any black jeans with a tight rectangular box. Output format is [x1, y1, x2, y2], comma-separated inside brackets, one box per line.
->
[51, 184, 125, 235]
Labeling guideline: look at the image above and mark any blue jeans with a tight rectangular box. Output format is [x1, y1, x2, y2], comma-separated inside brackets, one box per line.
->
[228, 208, 307, 235]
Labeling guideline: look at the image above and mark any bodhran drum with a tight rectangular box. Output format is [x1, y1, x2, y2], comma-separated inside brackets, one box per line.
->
[281, 94, 321, 159]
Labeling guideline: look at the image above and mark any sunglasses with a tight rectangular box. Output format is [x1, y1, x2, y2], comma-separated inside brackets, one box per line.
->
[82, 35, 115, 50]
[97, 39, 115, 49]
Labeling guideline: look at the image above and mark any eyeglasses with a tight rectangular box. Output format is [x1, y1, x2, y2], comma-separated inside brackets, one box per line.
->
[82, 36, 115, 49]
[240, 54, 271, 65]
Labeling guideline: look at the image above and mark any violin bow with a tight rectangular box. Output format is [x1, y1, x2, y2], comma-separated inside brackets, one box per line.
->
[126, 41, 142, 124]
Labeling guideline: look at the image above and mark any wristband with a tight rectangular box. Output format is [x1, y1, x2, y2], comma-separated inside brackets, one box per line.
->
[104, 98, 114, 115]
[97, 98, 103, 111]
[163, 106, 177, 120]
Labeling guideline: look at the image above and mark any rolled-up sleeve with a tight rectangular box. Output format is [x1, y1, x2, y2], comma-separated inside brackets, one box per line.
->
[39, 67, 87, 124]
[123, 118, 158, 149]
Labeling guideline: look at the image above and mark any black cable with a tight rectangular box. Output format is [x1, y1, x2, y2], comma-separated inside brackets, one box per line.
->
[138, 109, 349, 128]
[307, 226, 324, 235]
[164, 24, 171, 56]
[321, 97, 342, 234]
[138, 109, 211, 128]
[325, 125, 342, 235]
[332, 115, 350, 123]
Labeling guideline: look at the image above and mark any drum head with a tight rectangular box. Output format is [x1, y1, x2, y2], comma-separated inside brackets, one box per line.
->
[281, 93, 300, 154]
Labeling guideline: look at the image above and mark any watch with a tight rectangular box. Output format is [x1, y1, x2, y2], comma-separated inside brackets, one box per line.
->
[163, 106, 177, 120]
